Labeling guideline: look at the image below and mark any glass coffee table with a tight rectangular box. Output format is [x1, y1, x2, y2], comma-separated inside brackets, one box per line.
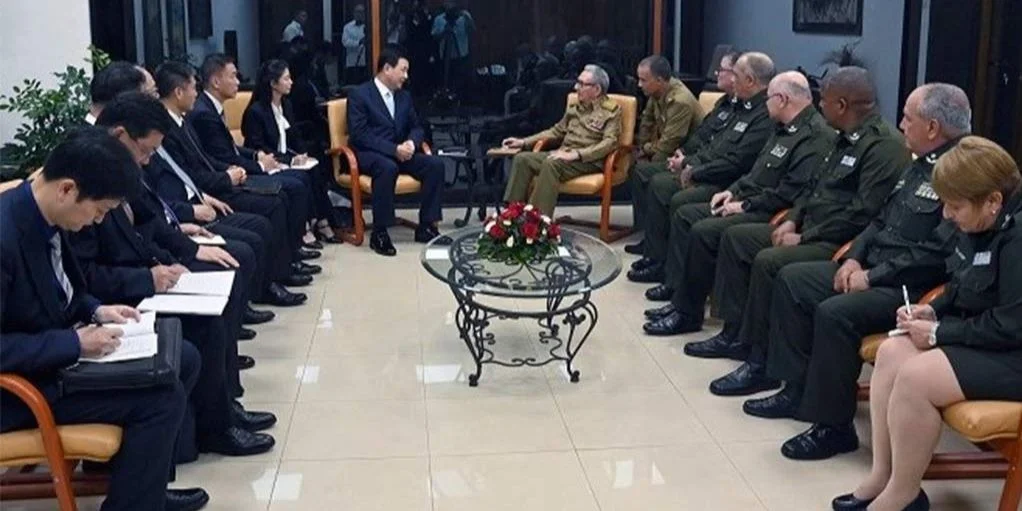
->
[421, 227, 621, 386]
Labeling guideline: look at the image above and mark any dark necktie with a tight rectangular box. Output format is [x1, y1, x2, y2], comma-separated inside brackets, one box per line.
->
[181, 124, 220, 174]
[49, 233, 73, 307]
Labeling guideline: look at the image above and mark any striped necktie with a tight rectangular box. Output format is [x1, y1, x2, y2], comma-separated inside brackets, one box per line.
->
[49, 233, 73, 307]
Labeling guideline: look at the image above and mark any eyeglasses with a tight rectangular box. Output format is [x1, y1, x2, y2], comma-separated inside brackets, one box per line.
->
[575, 80, 598, 89]
[714, 68, 735, 77]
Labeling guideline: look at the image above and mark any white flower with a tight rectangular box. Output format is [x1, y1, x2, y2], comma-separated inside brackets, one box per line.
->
[503, 220, 512, 226]
[484, 221, 496, 232]
[524, 204, 534, 212]
[541, 215, 551, 224]
[506, 237, 515, 248]
[541, 228, 548, 237]
[526, 238, 534, 245]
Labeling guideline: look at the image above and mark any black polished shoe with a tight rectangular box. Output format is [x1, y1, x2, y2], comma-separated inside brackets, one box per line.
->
[644, 284, 674, 301]
[238, 355, 255, 369]
[629, 256, 657, 271]
[238, 328, 257, 341]
[644, 311, 702, 336]
[303, 240, 324, 250]
[644, 303, 677, 319]
[283, 274, 312, 287]
[624, 240, 645, 255]
[683, 332, 748, 360]
[370, 230, 397, 256]
[783, 423, 859, 460]
[231, 400, 277, 432]
[297, 248, 321, 260]
[290, 261, 321, 275]
[257, 283, 308, 306]
[627, 263, 664, 283]
[831, 492, 875, 511]
[904, 490, 930, 511]
[709, 362, 781, 396]
[414, 225, 441, 243]
[199, 426, 274, 456]
[743, 384, 801, 419]
[165, 488, 210, 511]
[243, 306, 275, 325]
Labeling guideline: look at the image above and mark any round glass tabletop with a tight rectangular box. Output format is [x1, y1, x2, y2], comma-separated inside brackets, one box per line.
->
[420, 227, 622, 299]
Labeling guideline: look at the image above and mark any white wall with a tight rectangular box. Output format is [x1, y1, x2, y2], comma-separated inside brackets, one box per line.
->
[0, 0, 92, 144]
[704, 0, 907, 122]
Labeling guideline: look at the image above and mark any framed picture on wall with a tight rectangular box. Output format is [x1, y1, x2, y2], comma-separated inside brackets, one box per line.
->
[792, 0, 864, 35]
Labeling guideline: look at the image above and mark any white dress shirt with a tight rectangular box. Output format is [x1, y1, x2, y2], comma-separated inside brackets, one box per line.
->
[271, 103, 290, 154]
[341, 21, 367, 68]
[374, 78, 395, 118]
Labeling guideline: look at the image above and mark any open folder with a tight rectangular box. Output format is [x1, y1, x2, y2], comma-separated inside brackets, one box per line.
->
[80, 311, 159, 363]
[136, 271, 235, 315]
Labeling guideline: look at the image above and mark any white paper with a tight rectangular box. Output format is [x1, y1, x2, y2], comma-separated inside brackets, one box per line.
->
[136, 295, 229, 316]
[425, 248, 450, 260]
[166, 271, 235, 296]
[286, 157, 318, 171]
[80, 333, 158, 363]
[190, 234, 227, 246]
[105, 311, 157, 338]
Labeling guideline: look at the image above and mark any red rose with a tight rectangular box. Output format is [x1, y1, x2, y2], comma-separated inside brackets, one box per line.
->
[503, 202, 525, 219]
[547, 223, 561, 238]
[526, 208, 541, 223]
[522, 221, 540, 240]
[488, 223, 507, 239]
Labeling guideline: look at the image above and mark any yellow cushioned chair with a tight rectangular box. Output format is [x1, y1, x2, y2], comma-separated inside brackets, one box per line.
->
[697, 91, 725, 122]
[222, 91, 252, 146]
[0, 374, 122, 510]
[531, 93, 637, 243]
[324, 98, 430, 246]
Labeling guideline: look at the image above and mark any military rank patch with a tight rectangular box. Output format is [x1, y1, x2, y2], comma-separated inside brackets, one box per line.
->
[786, 124, 798, 133]
[925, 153, 939, 164]
[840, 155, 857, 167]
[733, 122, 749, 133]
[718, 111, 730, 121]
[848, 132, 862, 142]
[769, 145, 789, 158]
[893, 179, 906, 191]
[914, 182, 939, 200]
[744, 101, 753, 110]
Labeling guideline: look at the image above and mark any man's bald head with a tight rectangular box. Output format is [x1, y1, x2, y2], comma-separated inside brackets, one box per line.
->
[766, 71, 814, 123]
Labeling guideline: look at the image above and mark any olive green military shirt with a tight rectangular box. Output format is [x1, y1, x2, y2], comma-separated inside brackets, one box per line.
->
[637, 78, 704, 163]
[522, 95, 622, 163]
[791, 113, 912, 244]
[682, 94, 737, 156]
[686, 89, 772, 189]
[728, 105, 836, 215]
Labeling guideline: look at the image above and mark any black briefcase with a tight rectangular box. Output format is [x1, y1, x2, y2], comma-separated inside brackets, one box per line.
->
[57, 317, 183, 396]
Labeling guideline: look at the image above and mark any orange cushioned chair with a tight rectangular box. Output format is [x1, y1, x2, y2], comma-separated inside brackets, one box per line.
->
[0, 374, 122, 510]
[530, 92, 637, 243]
[221, 91, 252, 146]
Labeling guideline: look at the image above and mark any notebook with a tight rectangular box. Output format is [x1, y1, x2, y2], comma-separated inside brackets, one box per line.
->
[80, 311, 159, 363]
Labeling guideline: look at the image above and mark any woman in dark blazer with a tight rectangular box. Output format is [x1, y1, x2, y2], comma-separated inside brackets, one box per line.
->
[833, 136, 1022, 511]
[242, 59, 342, 244]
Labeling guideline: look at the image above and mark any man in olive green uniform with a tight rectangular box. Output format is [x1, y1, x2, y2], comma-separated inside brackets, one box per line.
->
[502, 64, 622, 215]
[745, 84, 970, 462]
[685, 68, 912, 398]
[642, 72, 836, 333]
[628, 56, 704, 234]
[628, 52, 776, 283]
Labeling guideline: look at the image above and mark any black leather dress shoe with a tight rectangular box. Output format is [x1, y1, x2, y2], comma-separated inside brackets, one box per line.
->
[290, 261, 321, 275]
[303, 240, 324, 250]
[257, 283, 308, 306]
[644, 303, 677, 319]
[370, 230, 397, 256]
[238, 355, 255, 369]
[624, 240, 645, 255]
[414, 225, 441, 243]
[627, 263, 664, 283]
[683, 332, 748, 359]
[199, 426, 274, 456]
[643, 311, 701, 336]
[239, 328, 257, 341]
[831, 492, 875, 511]
[297, 248, 321, 260]
[629, 256, 657, 271]
[231, 400, 277, 432]
[782, 423, 859, 460]
[709, 362, 781, 396]
[283, 274, 312, 287]
[243, 306, 275, 325]
[166, 488, 210, 511]
[645, 284, 674, 301]
[743, 384, 801, 419]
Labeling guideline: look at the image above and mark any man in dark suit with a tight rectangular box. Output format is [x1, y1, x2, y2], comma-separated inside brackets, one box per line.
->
[347, 47, 445, 256]
[69, 94, 277, 457]
[188, 54, 319, 266]
[0, 130, 209, 511]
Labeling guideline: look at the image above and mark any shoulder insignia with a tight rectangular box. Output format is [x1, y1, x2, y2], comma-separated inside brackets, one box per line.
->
[786, 124, 798, 133]
[744, 101, 753, 110]
[600, 98, 619, 112]
[925, 153, 939, 164]
[848, 131, 862, 143]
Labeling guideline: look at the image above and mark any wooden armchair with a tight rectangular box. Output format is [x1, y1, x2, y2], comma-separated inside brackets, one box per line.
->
[222, 91, 252, 146]
[531, 93, 637, 243]
[0, 374, 122, 510]
[857, 285, 1022, 510]
[324, 98, 431, 246]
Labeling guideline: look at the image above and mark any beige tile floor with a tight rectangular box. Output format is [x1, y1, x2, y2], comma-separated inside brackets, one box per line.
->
[6, 206, 1006, 511]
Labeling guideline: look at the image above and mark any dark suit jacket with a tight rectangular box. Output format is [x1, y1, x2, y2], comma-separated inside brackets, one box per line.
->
[160, 120, 235, 197]
[188, 92, 263, 175]
[347, 80, 425, 161]
[241, 99, 308, 162]
[146, 149, 204, 223]
[1, 183, 99, 429]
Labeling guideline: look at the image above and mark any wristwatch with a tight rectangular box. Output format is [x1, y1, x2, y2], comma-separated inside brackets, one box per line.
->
[928, 322, 940, 347]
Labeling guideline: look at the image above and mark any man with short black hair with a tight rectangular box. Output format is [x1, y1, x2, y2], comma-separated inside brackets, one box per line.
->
[87, 61, 147, 123]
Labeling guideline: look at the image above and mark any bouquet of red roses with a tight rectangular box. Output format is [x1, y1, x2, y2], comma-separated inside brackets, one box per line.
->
[478, 202, 562, 263]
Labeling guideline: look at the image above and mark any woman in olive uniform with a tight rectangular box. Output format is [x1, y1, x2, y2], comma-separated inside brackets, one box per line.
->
[833, 136, 1022, 511]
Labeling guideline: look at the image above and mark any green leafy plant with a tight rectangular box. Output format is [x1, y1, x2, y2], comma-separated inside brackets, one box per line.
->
[0, 46, 111, 178]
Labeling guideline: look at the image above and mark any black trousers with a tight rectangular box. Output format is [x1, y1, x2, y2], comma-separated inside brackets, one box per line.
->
[209, 212, 278, 299]
[265, 170, 313, 251]
[713, 224, 837, 343]
[358, 152, 445, 229]
[767, 261, 906, 425]
[223, 189, 295, 278]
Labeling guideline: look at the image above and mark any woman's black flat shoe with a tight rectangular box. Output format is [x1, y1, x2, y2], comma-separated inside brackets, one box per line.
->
[831, 493, 874, 510]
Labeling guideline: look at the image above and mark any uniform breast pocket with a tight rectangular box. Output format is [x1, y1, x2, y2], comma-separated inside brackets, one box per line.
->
[900, 197, 942, 241]
[583, 114, 611, 134]
[955, 265, 998, 311]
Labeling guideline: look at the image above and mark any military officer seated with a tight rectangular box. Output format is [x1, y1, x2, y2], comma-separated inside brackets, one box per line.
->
[501, 64, 622, 216]
[746, 84, 971, 462]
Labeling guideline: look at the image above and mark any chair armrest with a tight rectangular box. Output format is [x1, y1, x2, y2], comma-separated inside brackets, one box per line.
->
[532, 139, 560, 152]
[0, 374, 65, 454]
[769, 209, 789, 227]
[831, 241, 853, 262]
[920, 284, 947, 305]
[326, 145, 361, 185]
[603, 145, 634, 178]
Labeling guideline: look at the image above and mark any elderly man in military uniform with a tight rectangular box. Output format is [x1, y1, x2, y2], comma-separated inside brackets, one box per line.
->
[627, 55, 703, 236]
[628, 52, 776, 283]
[502, 64, 622, 215]
[642, 71, 835, 334]
[626, 50, 742, 255]
[690, 67, 912, 397]
[739, 84, 971, 462]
